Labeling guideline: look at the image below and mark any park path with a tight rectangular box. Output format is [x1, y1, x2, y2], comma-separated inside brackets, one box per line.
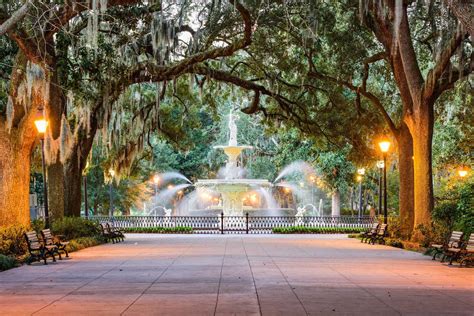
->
[0, 234, 473, 315]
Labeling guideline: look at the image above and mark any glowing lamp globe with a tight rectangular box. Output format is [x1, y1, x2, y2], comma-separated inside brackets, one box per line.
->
[153, 175, 160, 184]
[378, 139, 391, 153]
[356, 175, 363, 182]
[34, 118, 48, 134]
[458, 168, 468, 178]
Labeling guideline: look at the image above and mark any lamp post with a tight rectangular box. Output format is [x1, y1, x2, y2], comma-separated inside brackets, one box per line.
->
[378, 139, 391, 224]
[108, 169, 115, 217]
[357, 168, 365, 219]
[83, 160, 90, 218]
[34, 116, 49, 228]
[376, 161, 384, 216]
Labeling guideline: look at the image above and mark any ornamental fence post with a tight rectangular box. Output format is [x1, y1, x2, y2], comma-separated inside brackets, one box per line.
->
[220, 212, 224, 234]
[246, 213, 249, 234]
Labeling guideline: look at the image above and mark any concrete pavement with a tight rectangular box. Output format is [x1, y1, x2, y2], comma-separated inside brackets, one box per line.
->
[0, 234, 472, 315]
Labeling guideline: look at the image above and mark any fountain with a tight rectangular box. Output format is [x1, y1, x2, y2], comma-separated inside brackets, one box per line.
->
[146, 110, 327, 217]
[194, 110, 274, 216]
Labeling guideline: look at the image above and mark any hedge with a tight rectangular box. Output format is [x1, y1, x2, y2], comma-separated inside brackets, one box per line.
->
[123, 226, 193, 234]
[272, 226, 364, 234]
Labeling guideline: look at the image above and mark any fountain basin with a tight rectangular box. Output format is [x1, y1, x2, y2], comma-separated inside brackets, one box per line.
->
[195, 179, 273, 216]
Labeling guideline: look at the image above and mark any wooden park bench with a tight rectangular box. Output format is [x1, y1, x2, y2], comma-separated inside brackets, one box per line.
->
[458, 234, 474, 267]
[41, 229, 70, 259]
[100, 223, 122, 243]
[24, 231, 58, 265]
[445, 233, 474, 266]
[360, 222, 379, 243]
[429, 231, 463, 260]
[370, 223, 388, 245]
[106, 222, 125, 242]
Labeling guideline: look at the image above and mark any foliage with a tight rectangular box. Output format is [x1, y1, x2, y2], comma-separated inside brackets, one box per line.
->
[0, 225, 28, 257]
[316, 148, 355, 194]
[123, 227, 193, 234]
[385, 238, 404, 249]
[51, 217, 100, 240]
[31, 219, 45, 234]
[66, 237, 103, 252]
[272, 226, 362, 234]
[418, 176, 474, 246]
[0, 254, 17, 271]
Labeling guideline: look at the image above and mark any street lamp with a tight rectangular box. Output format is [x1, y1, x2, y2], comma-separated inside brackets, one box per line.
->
[83, 160, 90, 218]
[378, 138, 391, 224]
[108, 168, 115, 217]
[356, 169, 365, 220]
[34, 116, 49, 228]
[376, 161, 384, 216]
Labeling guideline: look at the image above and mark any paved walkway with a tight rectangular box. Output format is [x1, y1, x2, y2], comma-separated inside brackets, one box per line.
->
[0, 234, 472, 315]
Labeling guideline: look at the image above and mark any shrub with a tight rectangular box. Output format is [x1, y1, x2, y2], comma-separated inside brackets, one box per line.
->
[31, 219, 45, 234]
[66, 237, 102, 252]
[272, 226, 362, 234]
[0, 225, 28, 257]
[385, 238, 404, 249]
[123, 226, 193, 234]
[51, 217, 100, 240]
[0, 254, 17, 271]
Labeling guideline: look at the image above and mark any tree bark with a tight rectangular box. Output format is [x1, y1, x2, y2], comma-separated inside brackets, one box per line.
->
[0, 126, 34, 226]
[331, 190, 341, 217]
[45, 69, 66, 221]
[63, 125, 97, 217]
[408, 102, 435, 235]
[0, 56, 44, 227]
[63, 154, 83, 217]
[395, 122, 415, 238]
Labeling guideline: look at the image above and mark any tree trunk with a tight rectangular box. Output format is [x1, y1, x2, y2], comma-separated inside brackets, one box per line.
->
[63, 117, 97, 217]
[0, 56, 44, 227]
[63, 155, 83, 217]
[0, 128, 33, 227]
[47, 161, 65, 221]
[331, 190, 341, 216]
[396, 122, 415, 238]
[45, 69, 66, 221]
[408, 104, 435, 238]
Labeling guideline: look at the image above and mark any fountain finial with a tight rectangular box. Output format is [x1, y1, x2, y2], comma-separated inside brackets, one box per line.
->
[228, 109, 239, 146]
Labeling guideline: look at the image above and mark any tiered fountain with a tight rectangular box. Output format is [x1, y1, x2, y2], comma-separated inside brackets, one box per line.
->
[194, 110, 273, 216]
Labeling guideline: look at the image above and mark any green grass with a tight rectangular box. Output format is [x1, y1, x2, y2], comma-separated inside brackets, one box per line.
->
[272, 226, 365, 234]
[123, 226, 193, 234]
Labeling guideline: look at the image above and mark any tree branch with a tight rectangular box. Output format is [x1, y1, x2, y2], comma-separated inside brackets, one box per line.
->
[396, 3, 424, 101]
[425, 28, 466, 97]
[0, 0, 32, 36]
[307, 69, 398, 136]
[443, 0, 474, 39]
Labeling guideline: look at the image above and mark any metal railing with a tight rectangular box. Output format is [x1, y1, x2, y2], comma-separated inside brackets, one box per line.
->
[88, 215, 375, 234]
